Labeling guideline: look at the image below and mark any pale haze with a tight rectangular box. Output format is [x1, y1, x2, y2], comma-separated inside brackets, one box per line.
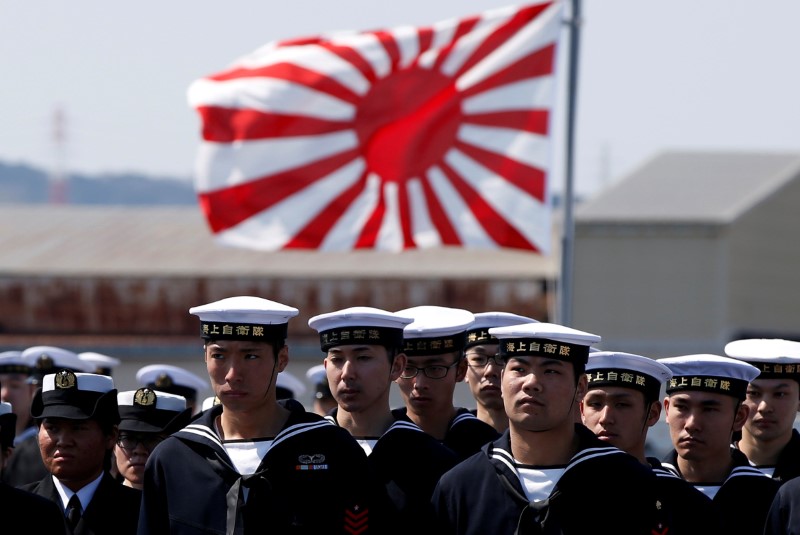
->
[1, 0, 798, 198]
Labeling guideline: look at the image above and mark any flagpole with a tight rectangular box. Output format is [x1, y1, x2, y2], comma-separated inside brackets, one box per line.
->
[557, 0, 582, 327]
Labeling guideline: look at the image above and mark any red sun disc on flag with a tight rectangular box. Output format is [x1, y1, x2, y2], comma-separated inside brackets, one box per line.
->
[189, 1, 562, 253]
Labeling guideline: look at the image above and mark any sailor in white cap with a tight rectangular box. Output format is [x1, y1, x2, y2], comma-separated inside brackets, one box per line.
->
[136, 364, 209, 415]
[660, 354, 779, 534]
[19, 371, 141, 535]
[6, 346, 94, 488]
[0, 400, 68, 533]
[464, 311, 538, 433]
[393, 306, 498, 461]
[138, 296, 375, 535]
[113, 389, 191, 490]
[0, 351, 43, 487]
[432, 322, 664, 534]
[275, 370, 306, 402]
[724, 338, 800, 482]
[581, 351, 715, 533]
[78, 352, 122, 377]
[309, 306, 458, 528]
[305, 364, 336, 416]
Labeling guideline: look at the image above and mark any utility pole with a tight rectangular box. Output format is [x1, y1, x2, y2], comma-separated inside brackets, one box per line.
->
[49, 104, 67, 204]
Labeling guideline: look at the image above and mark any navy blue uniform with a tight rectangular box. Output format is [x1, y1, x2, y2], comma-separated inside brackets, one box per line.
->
[0, 481, 67, 534]
[21, 472, 140, 535]
[647, 458, 716, 533]
[432, 425, 663, 534]
[327, 409, 458, 531]
[765, 475, 800, 534]
[663, 448, 780, 535]
[139, 399, 379, 535]
[736, 428, 800, 484]
[392, 406, 499, 461]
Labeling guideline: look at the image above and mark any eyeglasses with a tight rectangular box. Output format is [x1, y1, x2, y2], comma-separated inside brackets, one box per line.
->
[465, 352, 505, 369]
[400, 361, 459, 380]
[117, 434, 164, 451]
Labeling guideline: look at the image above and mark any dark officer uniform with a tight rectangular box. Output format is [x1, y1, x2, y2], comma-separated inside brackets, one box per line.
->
[20, 371, 141, 535]
[432, 425, 662, 534]
[4, 346, 94, 487]
[1, 400, 67, 534]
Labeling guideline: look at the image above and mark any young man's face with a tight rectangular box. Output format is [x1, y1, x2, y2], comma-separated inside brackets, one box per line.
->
[39, 417, 116, 491]
[664, 391, 748, 462]
[396, 352, 466, 417]
[743, 378, 800, 443]
[502, 356, 585, 433]
[464, 344, 504, 412]
[324, 344, 404, 414]
[0, 373, 35, 425]
[113, 432, 166, 487]
[205, 339, 287, 412]
[581, 386, 658, 454]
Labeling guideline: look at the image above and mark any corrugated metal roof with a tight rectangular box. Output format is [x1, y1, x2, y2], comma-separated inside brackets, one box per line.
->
[576, 151, 800, 224]
[0, 204, 558, 279]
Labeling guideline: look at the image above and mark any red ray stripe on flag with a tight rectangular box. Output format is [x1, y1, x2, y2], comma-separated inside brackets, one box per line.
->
[431, 16, 481, 72]
[419, 171, 461, 246]
[417, 28, 434, 55]
[438, 161, 538, 251]
[371, 30, 401, 70]
[208, 63, 362, 106]
[319, 42, 379, 85]
[397, 184, 415, 249]
[197, 107, 351, 142]
[283, 171, 369, 249]
[199, 149, 360, 232]
[353, 187, 386, 248]
[453, 139, 546, 201]
[453, 3, 552, 79]
[463, 109, 549, 135]
[460, 44, 555, 99]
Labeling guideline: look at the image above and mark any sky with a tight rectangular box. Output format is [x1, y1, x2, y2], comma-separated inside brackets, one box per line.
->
[1, 0, 799, 199]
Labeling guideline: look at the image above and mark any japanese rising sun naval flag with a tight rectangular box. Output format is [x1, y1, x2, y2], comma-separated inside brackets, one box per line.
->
[188, 1, 564, 253]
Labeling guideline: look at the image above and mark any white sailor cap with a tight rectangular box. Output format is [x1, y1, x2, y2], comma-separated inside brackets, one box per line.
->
[117, 389, 191, 434]
[0, 401, 15, 447]
[586, 351, 672, 400]
[0, 351, 32, 375]
[489, 322, 601, 364]
[308, 307, 413, 352]
[659, 354, 761, 399]
[189, 296, 299, 342]
[466, 312, 539, 349]
[276, 371, 306, 400]
[201, 396, 220, 412]
[31, 371, 119, 422]
[306, 364, 333, 400]
[79, 352, 122, 376]
[136, 364, 208, 402]
[396, 306, 474, 356]
[21, 346, 95, 379]
[724, 339, 800, 380]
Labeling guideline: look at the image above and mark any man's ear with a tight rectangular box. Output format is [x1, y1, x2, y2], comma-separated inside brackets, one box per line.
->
[732, 401, 750, 433]
[646, 400, 662, 427]
[390, 353, 407, 382]
[276, 345, 289, 373]
[455, 358, 468, 382]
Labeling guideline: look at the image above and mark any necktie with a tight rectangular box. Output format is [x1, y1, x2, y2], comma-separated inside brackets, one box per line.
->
[66, 495, 82, 529]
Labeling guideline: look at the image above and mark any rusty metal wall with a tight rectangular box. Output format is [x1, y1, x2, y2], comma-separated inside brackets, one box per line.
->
[0, 274, 550, 339]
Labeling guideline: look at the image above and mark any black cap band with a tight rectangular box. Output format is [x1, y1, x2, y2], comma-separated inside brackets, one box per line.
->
[586, 367, 662, 400]
[403, 332, 467, 357]
[319, 326, 404, 352]
[200, 321, 288, 341]
[465, 328, 497, 349]
[666, 375, 749, 399]
[0, 364, 32, 375]
[744, 361, 800, 382]
[498, 337, 590, 364]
